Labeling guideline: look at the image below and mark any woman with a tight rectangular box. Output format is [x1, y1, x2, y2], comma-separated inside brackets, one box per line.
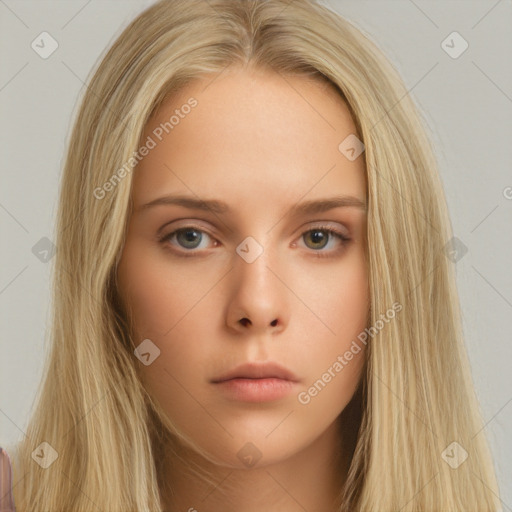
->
[1, 0, 502, 510]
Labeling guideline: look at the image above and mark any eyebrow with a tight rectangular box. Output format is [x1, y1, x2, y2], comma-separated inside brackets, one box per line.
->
[138, 194, 367, 216]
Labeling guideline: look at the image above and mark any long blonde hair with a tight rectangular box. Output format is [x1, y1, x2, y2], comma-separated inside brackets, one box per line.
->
[8, 0, 501, 510]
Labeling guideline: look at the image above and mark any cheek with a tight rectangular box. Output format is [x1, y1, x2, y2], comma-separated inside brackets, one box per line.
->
[296, 253, 368, 397]
[298, 250, 369, 342]
[117, 244, 216, 387]
[118, 245, 198, 338]
[297, 267, 368, 414]
[330, 265, 369, 336]
[296, 344, 365, 439]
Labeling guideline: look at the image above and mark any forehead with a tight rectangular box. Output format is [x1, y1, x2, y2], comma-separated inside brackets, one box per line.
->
[132, 68, 366, 213]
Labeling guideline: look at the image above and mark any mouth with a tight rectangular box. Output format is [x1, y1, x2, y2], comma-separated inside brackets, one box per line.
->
[212, 377, 298, 402]
[211, 361, 299, 383]
[211, 361, 300, 402]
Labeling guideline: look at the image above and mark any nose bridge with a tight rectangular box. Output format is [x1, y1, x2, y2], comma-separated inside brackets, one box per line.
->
[234, 233, 275, 289]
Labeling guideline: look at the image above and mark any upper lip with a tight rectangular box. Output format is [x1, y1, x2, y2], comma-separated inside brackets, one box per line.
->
[211, 362, 299, 383]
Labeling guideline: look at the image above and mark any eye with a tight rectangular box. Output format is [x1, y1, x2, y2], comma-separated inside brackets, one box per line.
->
[298, 225, 351, 258]
[158, 224, 350, 257]
[159, 226, 215, 255]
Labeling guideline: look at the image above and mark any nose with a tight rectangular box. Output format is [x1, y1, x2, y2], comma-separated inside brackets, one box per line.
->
[226, 237, 288, 334]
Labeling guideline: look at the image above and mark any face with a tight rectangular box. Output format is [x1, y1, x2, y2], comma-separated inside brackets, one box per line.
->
[117, 66, 369, 468]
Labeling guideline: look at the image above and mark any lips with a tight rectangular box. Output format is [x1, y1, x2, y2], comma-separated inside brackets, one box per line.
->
[211, 362, 299, 383]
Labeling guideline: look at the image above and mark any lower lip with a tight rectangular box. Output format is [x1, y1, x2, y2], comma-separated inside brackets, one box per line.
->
[213, 378, 296, 402]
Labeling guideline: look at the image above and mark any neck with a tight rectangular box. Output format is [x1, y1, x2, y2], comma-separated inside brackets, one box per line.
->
[160, 418, 347, 512]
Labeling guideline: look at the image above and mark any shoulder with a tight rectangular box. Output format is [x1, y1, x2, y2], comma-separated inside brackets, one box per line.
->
[0, 446, 16, 511]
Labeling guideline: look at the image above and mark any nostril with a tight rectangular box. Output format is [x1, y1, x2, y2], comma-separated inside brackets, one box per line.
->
[240, 318, 250, 327]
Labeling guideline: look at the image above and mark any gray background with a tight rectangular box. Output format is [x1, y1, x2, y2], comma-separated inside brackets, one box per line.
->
[1, 0, 511, 506]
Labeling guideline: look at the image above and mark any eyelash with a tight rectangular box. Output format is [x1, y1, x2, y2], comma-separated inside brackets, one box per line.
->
[158, 224, 351, 259]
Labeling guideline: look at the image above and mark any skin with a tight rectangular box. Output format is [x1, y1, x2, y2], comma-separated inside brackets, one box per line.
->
[117, 65, 369, 512]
